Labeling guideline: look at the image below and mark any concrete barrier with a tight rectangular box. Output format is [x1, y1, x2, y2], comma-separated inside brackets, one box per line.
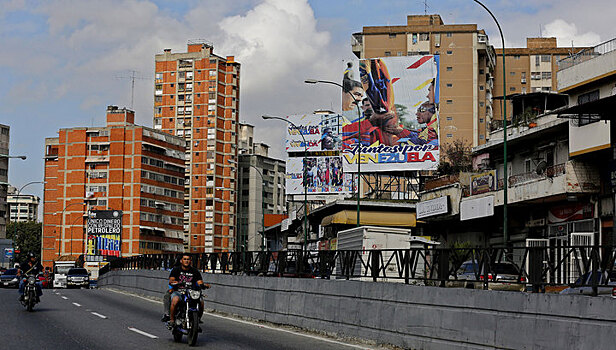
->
[99, 270, 616, 349]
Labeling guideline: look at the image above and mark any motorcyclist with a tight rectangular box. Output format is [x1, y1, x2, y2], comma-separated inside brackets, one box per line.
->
[166, 254, 209, 329]
[17, 253, 44, 302]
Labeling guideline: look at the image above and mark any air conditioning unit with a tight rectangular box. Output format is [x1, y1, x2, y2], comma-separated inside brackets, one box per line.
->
[521, 78, 526, 84]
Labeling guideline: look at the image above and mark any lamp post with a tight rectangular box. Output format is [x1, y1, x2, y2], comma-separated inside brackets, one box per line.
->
[57, 201, 87, 259]
[262, 115, 310, 251]
[228, 159, 266, 252]
[473, 0, 508, 247]
[0, 154, 27, 160]
[304, 79, 362, 227]
[11, 181, 45, 261]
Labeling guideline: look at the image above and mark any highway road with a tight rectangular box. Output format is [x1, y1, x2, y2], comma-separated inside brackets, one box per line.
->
[0, 287, 376, 350]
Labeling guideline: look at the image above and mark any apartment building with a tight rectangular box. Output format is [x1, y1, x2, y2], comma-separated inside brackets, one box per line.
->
[154, 40, 240, 253]
[0, 124, 10, 239]
[42, 106, 185, 266]
[7, 185, 40, 222]
[236, 123, 286, 251]
[352, 14, 496, 147]
[492, 37, 588, 127]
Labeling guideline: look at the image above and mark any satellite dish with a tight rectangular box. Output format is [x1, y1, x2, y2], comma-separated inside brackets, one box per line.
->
[536, 160, 547, 175]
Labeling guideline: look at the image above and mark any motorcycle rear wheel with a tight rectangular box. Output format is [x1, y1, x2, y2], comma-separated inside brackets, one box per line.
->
[187, 311, 199, 346]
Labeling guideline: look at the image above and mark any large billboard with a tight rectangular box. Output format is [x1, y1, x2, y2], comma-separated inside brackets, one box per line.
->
[285, 156, 354, 195]
[86, 210, 122, 258]
[285, 114, 343, 152]
[340, 55, 440, 172]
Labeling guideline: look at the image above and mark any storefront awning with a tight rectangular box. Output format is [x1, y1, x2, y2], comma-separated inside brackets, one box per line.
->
[321, 210, 416, 227]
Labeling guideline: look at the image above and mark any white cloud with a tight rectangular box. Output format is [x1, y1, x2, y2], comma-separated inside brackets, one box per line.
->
[543, 19, 601, 47]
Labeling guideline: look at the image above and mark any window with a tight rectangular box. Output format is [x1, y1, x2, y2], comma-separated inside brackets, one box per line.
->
[209, 70, 216, 77]
[155, 73, 162, 80]
[541, 71, 552, 80]
[389, 33, 396, 38]
[446, 66, 452, 71]
[479, 135, 484, 140]
[446, 116, 453, 121]
[514, 55, 520, 60]
[480, 85, 484, 91]
[419, 33, 429, 41]
[397, 51, 403, 56]
[479, 118, 484, 123]
[510, 71, 516, 76]
[577, 90, 600, 126]
[446, 32, 453, 37]
[446, 50, 453, 55]
[446, 99, 453, 104]
[384, 51, 391, 56]
[446, 83, 452, 88]
[446, 134, 453, 138]
[479, 69, 484, 74]
[510, 87, 516, 91]
[535, 56, 540, 66]
[522, 87, 527, 93]
[479, 102, 484, 107]
[541, 55, 551, 62]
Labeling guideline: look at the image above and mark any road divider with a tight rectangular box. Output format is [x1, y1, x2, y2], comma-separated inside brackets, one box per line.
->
[72, 302, 81, 307]
[128, 327, 158, 339]
[91, 312, 107, 319]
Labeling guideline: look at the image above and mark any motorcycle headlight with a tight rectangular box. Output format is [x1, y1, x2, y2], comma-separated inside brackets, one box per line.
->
[188, 289, 201, 300]
[27, 276, 36, 284]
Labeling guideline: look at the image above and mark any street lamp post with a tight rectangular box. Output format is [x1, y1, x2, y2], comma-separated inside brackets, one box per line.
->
[11, 181, 45, 261]
[304, 79, 362, 227]
[57, 201, 87, 259]
[473, 0, 508, 247]
[228, 159, 266, 252]
[261, 115, 310, 251]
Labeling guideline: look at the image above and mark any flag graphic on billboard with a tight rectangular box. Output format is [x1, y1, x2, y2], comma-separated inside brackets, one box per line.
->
[86, 210, 122, 257]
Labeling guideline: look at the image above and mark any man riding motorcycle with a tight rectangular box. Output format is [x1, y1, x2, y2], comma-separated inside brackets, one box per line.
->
[166, 254, 210, 329]
[18, 253, 43, 302]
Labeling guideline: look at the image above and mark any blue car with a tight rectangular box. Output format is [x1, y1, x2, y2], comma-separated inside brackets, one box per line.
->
[0, 268, 20, 288]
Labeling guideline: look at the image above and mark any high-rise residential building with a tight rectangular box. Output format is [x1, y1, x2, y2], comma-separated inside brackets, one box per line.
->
[351, 14, 496, 147]
[8, 185, 40, 222]
[236, 123, 286, 251]
[154, 40, 240, 253]
[492, 37, 589, 125]
[42, 106, 185, 267]
[0, 124, 10, 239]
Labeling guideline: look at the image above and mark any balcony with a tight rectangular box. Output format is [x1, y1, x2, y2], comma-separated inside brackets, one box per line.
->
[465, 160, 600, 205]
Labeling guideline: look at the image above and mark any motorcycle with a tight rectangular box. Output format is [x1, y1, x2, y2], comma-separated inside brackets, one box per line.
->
[169, 282, 209, 346]
[21, 275, 39, 312]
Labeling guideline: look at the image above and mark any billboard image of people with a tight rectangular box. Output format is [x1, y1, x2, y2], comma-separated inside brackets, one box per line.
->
[285, 156, 354, 195]
[285, 114, 343, 152]
[340, 55, 440, 172]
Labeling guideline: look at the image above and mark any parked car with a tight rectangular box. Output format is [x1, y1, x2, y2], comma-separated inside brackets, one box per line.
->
[560, 270, 616, 296]
[66, 268, 90, 288]
[448, 260, 525, 291]
[0, 268, 20, 288]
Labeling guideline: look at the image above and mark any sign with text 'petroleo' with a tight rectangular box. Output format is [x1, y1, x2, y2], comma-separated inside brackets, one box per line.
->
[87, 210, 122, 257]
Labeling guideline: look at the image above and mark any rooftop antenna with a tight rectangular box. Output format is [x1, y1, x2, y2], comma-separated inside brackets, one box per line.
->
[423, 0, 429, 14]
[115, 70, 149, 109]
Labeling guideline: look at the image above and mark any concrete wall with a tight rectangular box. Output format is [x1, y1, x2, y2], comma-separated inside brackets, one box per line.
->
[99, 270, 616, 350]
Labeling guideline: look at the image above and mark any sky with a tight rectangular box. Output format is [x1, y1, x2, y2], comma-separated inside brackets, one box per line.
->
[1, 0, 613, 202]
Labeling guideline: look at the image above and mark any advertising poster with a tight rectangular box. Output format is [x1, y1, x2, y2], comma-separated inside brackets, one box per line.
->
[470, 170, 497, 195]
[285, 156, 354, 195]
[340, 55, 440, 172]
[86, 210, 122, 257]
[285, 114, 343, 152]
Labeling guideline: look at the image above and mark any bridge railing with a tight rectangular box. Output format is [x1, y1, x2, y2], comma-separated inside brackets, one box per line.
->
[98, 245, 616, 294]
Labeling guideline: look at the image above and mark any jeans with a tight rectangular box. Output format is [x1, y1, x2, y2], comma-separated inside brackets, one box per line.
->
[19, 279, 43, 297]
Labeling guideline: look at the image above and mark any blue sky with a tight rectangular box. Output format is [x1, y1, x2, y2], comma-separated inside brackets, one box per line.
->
[0, 0, 612, 204]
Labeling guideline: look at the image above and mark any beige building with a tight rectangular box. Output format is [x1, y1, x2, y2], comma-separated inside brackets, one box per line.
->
[352, 14, 496, 147]
[492, 37, 589, 127]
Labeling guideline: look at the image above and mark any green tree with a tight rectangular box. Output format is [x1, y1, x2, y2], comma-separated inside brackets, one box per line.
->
[438, 139, 472, 175]
[6, 221, 42, 262]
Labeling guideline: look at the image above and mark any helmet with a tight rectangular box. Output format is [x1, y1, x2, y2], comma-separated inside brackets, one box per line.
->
[28, 252, 36, 259]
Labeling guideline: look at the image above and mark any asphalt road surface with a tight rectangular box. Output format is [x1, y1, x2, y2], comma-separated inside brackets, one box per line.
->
[0, 287, 375, 350]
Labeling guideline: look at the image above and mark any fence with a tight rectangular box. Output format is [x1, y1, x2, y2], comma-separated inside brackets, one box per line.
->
[99, 245, 616, 295]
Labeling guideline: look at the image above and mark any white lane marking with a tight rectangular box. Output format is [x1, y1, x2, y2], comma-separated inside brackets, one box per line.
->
[106, 288, 371, 349]
[61, 296, 68, 300]
[205, 312, 372, 349]
[91, 312, 107, 319]
[72, 302, 81, 307]
[128, 327, 158, 339]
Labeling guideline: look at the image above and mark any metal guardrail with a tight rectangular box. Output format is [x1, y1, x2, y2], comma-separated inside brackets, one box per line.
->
[557, 37, 616, 71]
[99, 245, 616, 295]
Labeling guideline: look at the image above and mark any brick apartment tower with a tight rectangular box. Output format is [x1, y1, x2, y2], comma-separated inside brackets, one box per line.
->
[154, 40, 239, 253]
[352, 14, 496, 147]
[492, 37, 589, 122]
[42, 106, 186, 267]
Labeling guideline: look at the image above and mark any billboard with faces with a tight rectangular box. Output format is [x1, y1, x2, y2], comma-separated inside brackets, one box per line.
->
[340, 55, 440, 172]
